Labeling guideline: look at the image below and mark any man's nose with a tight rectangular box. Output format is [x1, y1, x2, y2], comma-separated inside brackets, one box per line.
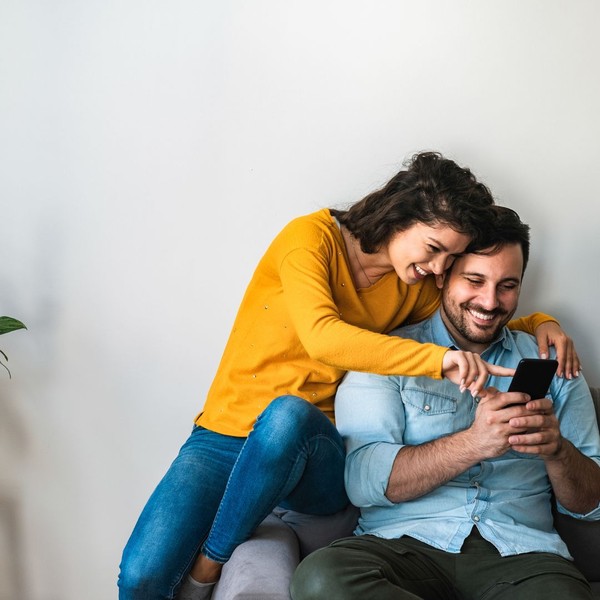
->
[478, 285, 500, 310]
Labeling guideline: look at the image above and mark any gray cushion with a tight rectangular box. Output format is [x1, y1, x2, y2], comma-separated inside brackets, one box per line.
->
[212, 513, 298, 600]
[211, 505, 359, 600]
[274, 503, 360, 558]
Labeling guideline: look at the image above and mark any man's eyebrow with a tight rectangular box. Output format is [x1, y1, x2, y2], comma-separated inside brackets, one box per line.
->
[460, 270, 521, 284]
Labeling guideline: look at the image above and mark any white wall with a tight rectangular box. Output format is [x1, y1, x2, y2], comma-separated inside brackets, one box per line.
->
[1, 1, 598, 598]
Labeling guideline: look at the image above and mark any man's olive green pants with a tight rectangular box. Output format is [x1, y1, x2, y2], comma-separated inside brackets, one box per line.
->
[291, 529, 592, 600]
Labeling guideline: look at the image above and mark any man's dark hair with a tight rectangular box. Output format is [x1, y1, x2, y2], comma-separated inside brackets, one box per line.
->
[330, 151, 495, 254]
[473, 205, 530, 273]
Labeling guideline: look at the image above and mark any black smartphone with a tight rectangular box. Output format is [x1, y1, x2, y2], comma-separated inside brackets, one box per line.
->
[507, 358, 558, 399]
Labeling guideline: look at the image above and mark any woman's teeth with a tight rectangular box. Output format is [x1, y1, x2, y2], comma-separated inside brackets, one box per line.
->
[415, 265, 428, 276]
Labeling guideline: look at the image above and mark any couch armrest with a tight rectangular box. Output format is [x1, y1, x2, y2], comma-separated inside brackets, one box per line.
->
[554, 510, 600, 582]
[212, 513, 299, 600]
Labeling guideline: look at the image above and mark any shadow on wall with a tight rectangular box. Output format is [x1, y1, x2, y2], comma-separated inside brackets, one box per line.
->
[0, 381, 29, 599]
[0, 208, 70, 599]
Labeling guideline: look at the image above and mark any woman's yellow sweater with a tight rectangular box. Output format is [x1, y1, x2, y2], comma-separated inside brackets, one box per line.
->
[196, 209, 552, 437]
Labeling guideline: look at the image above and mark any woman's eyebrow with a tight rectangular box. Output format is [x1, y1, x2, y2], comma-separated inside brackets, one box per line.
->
[427, 236, 447, 251]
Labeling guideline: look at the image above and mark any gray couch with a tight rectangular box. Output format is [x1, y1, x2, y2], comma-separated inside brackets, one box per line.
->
[211, 387, 600, 600]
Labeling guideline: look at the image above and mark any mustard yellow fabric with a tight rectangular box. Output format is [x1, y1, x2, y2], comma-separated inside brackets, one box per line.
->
[196, 209, 553, 437]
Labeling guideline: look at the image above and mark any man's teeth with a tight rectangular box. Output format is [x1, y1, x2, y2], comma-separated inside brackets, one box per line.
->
[469, 309, 494, 321]
[415, 265, 428, 276]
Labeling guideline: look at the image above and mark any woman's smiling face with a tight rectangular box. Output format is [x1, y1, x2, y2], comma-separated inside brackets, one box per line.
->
[386, 223, 472, 285]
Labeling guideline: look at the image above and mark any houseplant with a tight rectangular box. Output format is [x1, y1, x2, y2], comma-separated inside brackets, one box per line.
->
[0, 316, 26, 377]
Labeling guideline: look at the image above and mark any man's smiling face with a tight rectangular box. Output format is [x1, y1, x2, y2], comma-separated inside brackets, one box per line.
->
[436, 243, 524, 354]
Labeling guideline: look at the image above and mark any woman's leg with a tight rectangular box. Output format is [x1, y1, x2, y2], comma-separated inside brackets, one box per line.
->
[118, 427, 245, 600]
[201, 396, 348, 565]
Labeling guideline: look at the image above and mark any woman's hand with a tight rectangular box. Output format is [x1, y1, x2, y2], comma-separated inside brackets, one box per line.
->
[442, 350, 515, 397]
[534, 321, 581, 379]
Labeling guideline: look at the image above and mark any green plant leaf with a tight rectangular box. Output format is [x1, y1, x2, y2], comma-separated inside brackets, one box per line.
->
[0, 316, 26, 335]
[0, 317, 25, 378]
[0, 349, 10, 378]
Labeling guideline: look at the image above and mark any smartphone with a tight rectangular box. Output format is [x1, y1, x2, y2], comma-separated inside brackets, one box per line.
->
[507, 358, 558, 399]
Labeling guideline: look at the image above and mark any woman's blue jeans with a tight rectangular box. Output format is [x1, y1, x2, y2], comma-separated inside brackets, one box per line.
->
[118, 395, 349, 600]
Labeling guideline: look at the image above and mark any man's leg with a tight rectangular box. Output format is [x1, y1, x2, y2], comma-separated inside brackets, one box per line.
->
[456, 529, 593, 600]
[290, 535, 459, 600]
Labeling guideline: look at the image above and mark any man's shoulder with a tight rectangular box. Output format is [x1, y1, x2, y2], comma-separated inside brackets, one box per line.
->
[388, 318, 432, 344]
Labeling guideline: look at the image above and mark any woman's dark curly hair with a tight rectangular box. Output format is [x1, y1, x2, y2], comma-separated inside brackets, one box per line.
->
[330, 152, 496, 254]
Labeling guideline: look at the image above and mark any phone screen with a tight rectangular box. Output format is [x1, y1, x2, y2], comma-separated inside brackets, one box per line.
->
[507, 358, 558, 399]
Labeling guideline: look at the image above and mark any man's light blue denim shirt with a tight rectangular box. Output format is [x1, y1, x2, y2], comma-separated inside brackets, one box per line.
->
[335, 310, 600, 559]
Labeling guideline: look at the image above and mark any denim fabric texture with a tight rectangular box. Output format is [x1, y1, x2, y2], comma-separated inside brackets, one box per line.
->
[335, 310, 600, 558]
[118, 395, 348, 600]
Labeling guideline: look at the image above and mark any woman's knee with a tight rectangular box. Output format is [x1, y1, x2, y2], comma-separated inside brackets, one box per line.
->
[118, 555, 171, 599]
[255, 395, 338, 445]
[260, 395, 316, 429]
[118, 523, 192, 599]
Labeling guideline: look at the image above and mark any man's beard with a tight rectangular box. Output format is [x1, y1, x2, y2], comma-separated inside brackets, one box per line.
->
[442, 293, 513, 346]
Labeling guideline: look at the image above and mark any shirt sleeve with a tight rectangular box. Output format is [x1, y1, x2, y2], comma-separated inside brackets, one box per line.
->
[279, 246, 448, 379]
[334, 370, 406, 507]
[551, 373, 600, 520]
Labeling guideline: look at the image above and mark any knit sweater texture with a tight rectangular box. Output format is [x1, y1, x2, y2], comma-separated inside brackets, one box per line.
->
[196, 209, 551, 437]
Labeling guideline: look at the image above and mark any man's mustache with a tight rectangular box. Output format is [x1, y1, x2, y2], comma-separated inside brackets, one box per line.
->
[461, 303, 508, 318]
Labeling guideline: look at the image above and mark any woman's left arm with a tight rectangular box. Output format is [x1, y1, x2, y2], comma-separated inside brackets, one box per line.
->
[508, 313, 581, 379]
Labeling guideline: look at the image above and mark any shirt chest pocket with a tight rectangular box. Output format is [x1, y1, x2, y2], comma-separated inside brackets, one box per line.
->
[401, 387, 459, 443]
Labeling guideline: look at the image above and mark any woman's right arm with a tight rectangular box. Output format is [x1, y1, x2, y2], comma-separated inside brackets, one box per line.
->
[279, 244, 506, 392]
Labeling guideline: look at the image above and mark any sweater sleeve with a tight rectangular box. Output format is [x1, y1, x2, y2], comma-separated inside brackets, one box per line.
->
[508, 312, 559, 334]
[279, 246, 447, 379]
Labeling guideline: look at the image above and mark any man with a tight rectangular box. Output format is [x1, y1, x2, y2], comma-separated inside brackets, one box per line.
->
[290, 206, 600, 600]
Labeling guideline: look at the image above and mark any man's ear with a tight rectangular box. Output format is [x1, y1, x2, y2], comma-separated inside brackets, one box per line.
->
[435, 272, 446, 289]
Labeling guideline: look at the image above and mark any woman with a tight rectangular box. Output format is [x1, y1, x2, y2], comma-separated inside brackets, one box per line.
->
[118, 152, 578, 600]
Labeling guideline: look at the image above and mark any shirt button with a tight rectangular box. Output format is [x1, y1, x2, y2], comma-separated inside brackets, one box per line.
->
[424, 405, 431, 412]
[473, 515, 480, 522]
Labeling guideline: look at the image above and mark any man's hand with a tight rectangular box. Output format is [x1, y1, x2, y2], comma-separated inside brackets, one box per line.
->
[503, 395, 600, 514]
[464, 388, 554, 459]
[506, 397, 562, 456]
[385, 387, 550, 503]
